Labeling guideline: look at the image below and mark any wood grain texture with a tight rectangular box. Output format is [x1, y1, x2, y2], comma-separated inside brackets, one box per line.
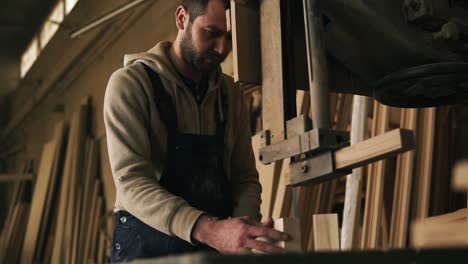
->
[389, 108, 417, 248]
[231, 0, 261, 84]
[20, 142, 56, 264]
[412, 108, 436, 220]
[452, 160, 468, 191]
[341, 95, 369, 250]
[274, 218, 302, 252]
[335, 128, 414, 171]
[260, 0, 285, 144]
[313, 214, 340, 251]
[360, 103, 389, 249]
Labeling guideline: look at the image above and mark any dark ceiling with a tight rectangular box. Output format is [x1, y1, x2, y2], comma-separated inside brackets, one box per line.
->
[0, 0, 57, 97]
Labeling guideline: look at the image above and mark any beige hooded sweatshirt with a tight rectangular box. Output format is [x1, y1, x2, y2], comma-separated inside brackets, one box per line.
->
[103, 41, 261, 244]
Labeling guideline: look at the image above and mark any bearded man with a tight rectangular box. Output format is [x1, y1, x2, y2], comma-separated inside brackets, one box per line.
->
[104, 0, 287, 262]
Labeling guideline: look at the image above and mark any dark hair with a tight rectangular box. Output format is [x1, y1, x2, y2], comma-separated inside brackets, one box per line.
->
[181, 0, 230, 22]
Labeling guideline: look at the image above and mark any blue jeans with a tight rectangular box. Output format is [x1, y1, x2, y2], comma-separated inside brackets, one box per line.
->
[110, 211, 215, 263]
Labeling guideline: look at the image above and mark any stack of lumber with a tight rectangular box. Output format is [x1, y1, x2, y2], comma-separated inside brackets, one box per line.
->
[411, 160, 468, 248]
[252, 89, 467, 251]
[0, 161, 33, 263]
[0, 98, 114, 263]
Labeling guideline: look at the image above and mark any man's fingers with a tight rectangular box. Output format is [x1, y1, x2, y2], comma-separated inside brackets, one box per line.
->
[261, 218, 273, 228]
[245, 238, 285, 254]
[248, 226, 289, 242]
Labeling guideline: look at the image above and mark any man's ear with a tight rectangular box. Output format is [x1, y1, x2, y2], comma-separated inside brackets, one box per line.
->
[175, 6, 189, 30]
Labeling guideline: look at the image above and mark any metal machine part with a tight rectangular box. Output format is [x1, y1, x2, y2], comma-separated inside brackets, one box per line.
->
[374, 62, 468, 107]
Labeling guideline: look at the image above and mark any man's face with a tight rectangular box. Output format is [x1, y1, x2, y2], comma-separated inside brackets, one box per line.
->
[180, 0, 232, 73]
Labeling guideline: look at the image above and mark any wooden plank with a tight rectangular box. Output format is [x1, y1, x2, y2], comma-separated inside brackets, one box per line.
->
[453, 160, 468, 191]
[83, 180, 101, 262]
[51, 109, 80, 264]
[35, 121, 66, 263]
[20, 141, 57, 264]
[271, 164, 292, 220]
[335, 128, 414, 171]
[78, 139, 98, 264]
[0, 174, 33, 182]
[412, 107, 436, 220]
[88, 197, 103, 262]
[411, 221, 468, 248]
[63, 101, 88, 264]
[341, 95, 369, 250]
[0, 182, 21, 260]
[420, 209, 468, 224]
[252, 133, 282, 220]
[360, 102, 390, 249]
[313, 214, 340, 251]
[99, 137, 116, 212]
[260, 0, 285, 144]
[231, 0, 261, 84]
[389, 108, 418, 248]
[5, 202, 30, 263]
[274, 218, 302, 252]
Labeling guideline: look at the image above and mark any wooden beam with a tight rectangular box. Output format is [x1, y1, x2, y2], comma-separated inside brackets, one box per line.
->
[341, 95, 369, 250]
[420, 209, 468, 224]
[252, 133, 282, 220]
[452, 160, 468, 191]
[313, 214, 340, 251]
[411, 221, 468, 248]
[335, 128, 414, 171]
[389, 108, 418, 248]
[412, 108, 436, 220]
[230, 0, 261, 84]
[360, 102, 390, 249]
[274, 218, 302, 252]
[0, 174, 34, 182]
[21, 141, 57, 264]
[260, 0, 286, 144]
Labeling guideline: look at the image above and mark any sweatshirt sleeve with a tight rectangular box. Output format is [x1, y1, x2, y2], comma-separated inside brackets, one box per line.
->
[103, 66, 204, 243]
[229, 86, 262, 221]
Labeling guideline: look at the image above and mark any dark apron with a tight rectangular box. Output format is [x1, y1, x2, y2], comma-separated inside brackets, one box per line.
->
[110, 64, 233, 263]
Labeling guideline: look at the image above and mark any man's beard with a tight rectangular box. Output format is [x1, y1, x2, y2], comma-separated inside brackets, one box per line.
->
[180, 25, 223, 73]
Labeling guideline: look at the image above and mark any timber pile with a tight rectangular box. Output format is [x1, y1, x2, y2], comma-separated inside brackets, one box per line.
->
[252, 90, 467, 251]
[0, 98, 115, 264]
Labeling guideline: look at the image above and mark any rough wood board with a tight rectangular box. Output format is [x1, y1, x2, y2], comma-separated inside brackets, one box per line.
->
[63, 101, 88, 264]
[452, 160, 468, 191]
[78, 139, 98, 264]
[51, 111, 79, 264]
[420, 209, 468, 224]
[360, 103, 389, 249]
[271, 162, 291, 219]
[20, 141, 57, 264]
[0, 174, 34, 182]
[313, 214, 340, 251]
[35, 121, 66, 263]
[389, 108, 417, 248]
[411, 221, 468, 248]
[412, 107, 436, 220]
[231, 0, 261, 84]
[341, 95, 369, 250]
[89, 197, 103, 262]
[252, 133, 282, 220]
[99, 137, 117, 212]
[83, 180, 101, 262]
[274, 218, 302, 252]
[260, 0, 285, 144]
[335, 128, 414, 171]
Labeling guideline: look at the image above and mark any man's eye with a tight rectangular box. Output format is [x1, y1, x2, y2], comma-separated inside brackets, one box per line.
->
[205, 29, 220, 37]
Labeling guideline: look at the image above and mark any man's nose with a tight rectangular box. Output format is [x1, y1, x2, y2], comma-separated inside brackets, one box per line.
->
[214, 36, 231, 57]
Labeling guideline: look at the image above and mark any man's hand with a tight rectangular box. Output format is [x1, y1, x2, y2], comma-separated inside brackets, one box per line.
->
[192, 215, 288, 254]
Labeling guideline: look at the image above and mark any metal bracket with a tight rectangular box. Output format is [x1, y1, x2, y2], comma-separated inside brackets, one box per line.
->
[259, 127, 349, 165]
[289, 151, 351, 186]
